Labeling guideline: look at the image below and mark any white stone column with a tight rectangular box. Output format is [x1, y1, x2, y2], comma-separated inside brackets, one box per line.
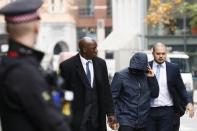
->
[124, 0, 129, 31]
[131, 0, 138, 33]
[97, 19, 105, 42]
[112, 0, 118, 31]
[117, 0, 122, 32]
[122, 0, 127, 31]
[137, 0, 147, 50]
[128, 0, 133, 31]
[109, 0, 146, 50]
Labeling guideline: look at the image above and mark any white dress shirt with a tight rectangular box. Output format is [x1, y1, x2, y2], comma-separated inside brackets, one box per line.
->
[80, 55, 94, 87]
[151, 61, 173, 107]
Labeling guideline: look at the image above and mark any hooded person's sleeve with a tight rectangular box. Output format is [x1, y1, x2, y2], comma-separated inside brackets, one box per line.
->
[147, 76, 159, 98]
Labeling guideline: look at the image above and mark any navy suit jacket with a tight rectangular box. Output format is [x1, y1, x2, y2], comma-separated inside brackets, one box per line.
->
[149, 61, 192, 116]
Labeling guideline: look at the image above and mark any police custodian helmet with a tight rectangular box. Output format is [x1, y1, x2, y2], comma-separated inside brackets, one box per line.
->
[0, 0, 43, 24]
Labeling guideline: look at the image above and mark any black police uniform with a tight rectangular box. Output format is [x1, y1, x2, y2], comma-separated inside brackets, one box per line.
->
[0, 0, 71, 131]
[0, 39, 71, 131]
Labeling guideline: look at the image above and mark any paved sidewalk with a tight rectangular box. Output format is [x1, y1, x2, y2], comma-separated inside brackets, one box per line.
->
[1, 104, 196, 131]
[107, 104, 197, 131]
[180, 104, 197, 131]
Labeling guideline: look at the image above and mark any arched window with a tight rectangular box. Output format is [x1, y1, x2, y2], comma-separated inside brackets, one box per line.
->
[53, 41, 69, 55]
[78, 0, 94, 16]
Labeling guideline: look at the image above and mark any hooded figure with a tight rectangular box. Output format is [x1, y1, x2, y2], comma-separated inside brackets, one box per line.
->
[111, 52, 159, 131]
[129, 52, 149, 75]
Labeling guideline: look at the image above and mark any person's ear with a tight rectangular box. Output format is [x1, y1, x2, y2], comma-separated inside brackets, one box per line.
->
[83, 47, 87, 53]
[34, 25, 39, 34]
[6, 24, 9, 33]
[33, 21, 39, 34]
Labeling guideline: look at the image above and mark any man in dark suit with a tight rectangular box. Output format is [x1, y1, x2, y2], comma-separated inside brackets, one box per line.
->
[146, 42, 194, 131]
[59, 37, 116, 131]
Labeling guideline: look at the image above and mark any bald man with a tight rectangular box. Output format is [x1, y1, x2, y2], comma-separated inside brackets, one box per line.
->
[146, 42, 194, 131]
[59, 37, 116, 131]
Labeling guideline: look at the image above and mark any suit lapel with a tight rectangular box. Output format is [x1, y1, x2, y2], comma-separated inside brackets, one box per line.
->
[165, 62, 171, 88]
[92, 58, 98, 85]
[75, 54, 91, 88]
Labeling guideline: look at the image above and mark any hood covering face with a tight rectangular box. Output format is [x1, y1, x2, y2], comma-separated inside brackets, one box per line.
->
[129, 52, 148, 71]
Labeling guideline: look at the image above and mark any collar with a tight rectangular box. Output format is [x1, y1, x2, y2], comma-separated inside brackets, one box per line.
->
[79, 54, 93, 65]
[7, 38, 44, 63]
[153, 61, 166, 68]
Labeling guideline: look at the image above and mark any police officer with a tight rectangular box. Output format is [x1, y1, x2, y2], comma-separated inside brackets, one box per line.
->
[0, 0, 71, 131]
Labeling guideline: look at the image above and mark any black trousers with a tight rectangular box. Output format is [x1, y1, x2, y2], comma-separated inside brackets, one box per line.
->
[173, 113, 180, 131]
[118, 125, 145, 131]
[80, 104, 99, 131]
[146, 106, 174, 131]
[80, 119, 98, 131]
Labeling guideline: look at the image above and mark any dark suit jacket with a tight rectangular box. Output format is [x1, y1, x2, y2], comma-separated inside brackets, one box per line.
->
[149, 61, 192, 116]
[60, 54, 114, 131]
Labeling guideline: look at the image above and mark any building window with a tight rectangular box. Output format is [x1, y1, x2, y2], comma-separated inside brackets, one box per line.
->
[105, 51, 114, 59]
[53, 41, 69, 55]
[78, 0, 94, 16]
[49, 0, 65, 13]
[107, 0, 112, 16]
[105, 27, 112, 37]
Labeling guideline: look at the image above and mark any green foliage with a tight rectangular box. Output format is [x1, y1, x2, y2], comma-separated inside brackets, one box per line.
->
[190, 15, 197, 27]
[177, 2, 197, 27]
